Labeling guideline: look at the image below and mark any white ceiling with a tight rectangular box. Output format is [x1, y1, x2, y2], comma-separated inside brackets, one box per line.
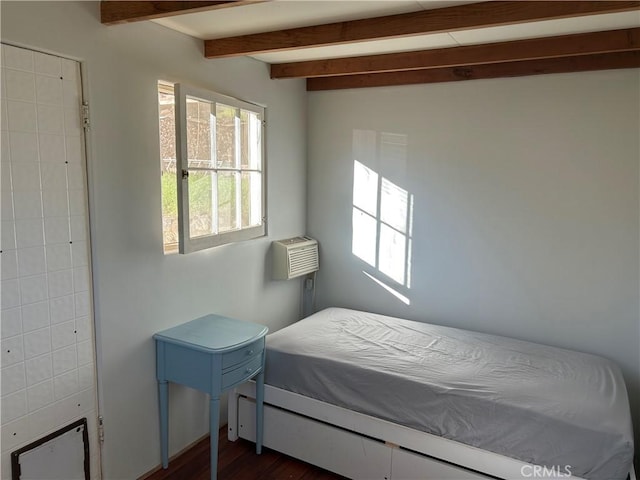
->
[152, 1, 640, 64]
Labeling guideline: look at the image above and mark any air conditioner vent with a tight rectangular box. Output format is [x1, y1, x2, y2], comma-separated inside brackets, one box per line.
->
[272, 237, 319, 280]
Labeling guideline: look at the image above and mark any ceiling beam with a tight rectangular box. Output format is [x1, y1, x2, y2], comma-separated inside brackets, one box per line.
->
[101, 1, 262, 25]
[204, 1, 640, 58]
[272, 28, 640, 79]
[306, 51, 640, 91]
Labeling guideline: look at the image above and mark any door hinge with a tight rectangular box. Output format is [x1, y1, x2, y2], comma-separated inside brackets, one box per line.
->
[98, 415, 104, 444]
[82, 102, 90, 130]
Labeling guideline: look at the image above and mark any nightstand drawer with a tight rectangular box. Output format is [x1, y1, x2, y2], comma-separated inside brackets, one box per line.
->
[222, 355, 263, 390]
[222, 338, 264, 369]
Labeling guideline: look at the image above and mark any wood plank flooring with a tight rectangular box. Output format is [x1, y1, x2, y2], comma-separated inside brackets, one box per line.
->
[142, 428, 347, 480]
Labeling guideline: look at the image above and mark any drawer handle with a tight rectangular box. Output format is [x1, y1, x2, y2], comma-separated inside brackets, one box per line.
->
[246, 349, 254, 356]
[245, 367, 253, 374]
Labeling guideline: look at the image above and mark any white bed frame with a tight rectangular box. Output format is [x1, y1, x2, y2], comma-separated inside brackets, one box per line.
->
[229, 381, 636, 480]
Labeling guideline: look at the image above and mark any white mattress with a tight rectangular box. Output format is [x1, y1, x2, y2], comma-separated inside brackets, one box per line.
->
[264, 308, 634, 480]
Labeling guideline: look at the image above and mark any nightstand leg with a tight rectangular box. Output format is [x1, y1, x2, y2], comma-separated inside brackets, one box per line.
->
[210, 395, 220, 480]
[158, 380, 169, 469]
[227, 388, 239, 441]
[255, 370, 264, 454]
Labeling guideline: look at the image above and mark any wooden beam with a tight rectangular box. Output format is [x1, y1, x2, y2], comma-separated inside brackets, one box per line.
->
[306, 51, 640, 91]
[204, 1, 640, 58]
[273, 28, 640, 79]
[101, 1, 262, 25]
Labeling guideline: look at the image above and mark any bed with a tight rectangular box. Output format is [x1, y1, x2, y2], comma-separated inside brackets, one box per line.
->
[228, 307, 635, 480]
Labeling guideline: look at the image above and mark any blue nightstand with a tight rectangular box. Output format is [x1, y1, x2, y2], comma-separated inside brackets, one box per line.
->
[154, 314, 268, 480]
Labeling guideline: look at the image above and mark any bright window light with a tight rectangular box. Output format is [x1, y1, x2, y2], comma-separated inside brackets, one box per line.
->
[378, 223, 406, 285]
[363, 271, 410, 305]
[353, 160, 378, 217]
[380, 178, 408, 233]
[351, 130, 413, 303]
[352, 208, 377, 267]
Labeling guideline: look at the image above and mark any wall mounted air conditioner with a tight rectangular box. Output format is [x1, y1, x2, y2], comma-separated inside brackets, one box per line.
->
[272, 236, 319, 280]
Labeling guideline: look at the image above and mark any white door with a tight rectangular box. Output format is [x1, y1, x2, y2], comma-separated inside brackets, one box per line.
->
[1, 43, 101, 479]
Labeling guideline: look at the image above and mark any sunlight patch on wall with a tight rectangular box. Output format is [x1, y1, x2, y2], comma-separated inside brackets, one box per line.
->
[351, 130, 413, 303]
[352, 160, 378, 267]
[379, 177, 412, 285]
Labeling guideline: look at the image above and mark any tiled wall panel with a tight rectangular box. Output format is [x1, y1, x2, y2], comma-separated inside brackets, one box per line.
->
[1, 43, 100, 479]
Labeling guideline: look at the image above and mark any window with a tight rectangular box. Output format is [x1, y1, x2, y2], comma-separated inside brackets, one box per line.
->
[158, 82, 266, 254]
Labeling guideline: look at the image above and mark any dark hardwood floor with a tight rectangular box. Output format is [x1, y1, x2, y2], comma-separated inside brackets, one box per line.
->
[142, 428, 347, 480]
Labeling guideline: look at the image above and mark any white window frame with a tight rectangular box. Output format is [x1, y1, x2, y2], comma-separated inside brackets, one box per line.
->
[175, 83, 266, 253]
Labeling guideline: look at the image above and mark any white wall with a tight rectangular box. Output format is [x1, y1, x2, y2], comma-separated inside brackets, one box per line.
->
[1, 2, 307, 479]
[307, 70, 640, 461]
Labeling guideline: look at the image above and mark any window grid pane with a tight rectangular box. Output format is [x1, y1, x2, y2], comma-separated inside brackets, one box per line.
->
[241, 109, 261, 170]
[216, 103, 236, 169]
[188, 170, 216, 238]
[217, 171, 238, 233]
[185, 95, 214, 169]
[241, 171, 262, 228]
